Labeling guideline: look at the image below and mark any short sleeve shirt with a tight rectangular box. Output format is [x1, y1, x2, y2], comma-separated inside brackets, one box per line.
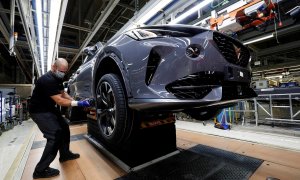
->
[29, 71, 64, 113]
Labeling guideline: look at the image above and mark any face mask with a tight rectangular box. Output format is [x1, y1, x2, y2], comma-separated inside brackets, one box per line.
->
[55, 70, 65, 79]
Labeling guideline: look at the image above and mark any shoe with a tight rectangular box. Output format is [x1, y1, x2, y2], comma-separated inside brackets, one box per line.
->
[59, 152, 80, 162]
[33, 167, 60, 179]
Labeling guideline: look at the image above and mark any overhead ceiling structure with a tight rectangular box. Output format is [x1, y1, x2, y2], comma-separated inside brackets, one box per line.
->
[0, 0, 151, 83]
[0, 0, 299, 84]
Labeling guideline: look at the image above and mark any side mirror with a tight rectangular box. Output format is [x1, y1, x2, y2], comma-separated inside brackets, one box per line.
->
[83, 46, 95, 56]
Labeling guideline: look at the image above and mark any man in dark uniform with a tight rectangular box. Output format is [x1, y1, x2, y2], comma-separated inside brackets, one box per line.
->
[29, 58, 91, 179]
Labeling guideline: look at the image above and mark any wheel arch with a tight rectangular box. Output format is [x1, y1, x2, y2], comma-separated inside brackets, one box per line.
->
[93, 53, 132, 99]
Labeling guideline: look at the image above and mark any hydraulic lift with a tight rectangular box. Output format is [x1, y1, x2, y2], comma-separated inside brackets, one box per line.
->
[85, 112, 179, 172]
[84, 112, 263, 179]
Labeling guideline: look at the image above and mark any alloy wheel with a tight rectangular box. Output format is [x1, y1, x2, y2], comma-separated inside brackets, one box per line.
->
[96, 81, 116, 137]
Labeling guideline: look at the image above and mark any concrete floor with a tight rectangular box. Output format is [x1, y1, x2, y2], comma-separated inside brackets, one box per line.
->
[1, 119, 300, 179]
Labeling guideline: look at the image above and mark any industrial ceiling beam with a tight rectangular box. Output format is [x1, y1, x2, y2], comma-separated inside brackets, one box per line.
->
[63, 23, 92, 32]
[69, 0, 120, 69]
[59, 46, 79, 55]
[118, 2, 135, 11]
[16, 0, 41, 77]
[0, 9, 32, 82]
[5, 38, 80, 56]
[257, 40, 300, 57]
[0, 7, 20, 16]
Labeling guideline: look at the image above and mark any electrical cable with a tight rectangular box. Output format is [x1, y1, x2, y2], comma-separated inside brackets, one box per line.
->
[272, 0, 280, 43]
[273, 17, 280, 44]
[276, 0, 282, 26]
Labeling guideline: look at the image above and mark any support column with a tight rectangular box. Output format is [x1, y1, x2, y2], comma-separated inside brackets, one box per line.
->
[9, 0, 16, 56]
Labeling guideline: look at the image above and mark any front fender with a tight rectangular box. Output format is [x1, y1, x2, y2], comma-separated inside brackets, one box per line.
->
[92, 50, 132, 99]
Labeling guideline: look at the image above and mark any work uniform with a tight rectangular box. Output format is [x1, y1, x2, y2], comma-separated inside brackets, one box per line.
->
[29, 71, 70, 173]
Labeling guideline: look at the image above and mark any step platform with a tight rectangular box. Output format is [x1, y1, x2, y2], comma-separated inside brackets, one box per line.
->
[86, 115, 263, 179]
[85, 113, 179, 171]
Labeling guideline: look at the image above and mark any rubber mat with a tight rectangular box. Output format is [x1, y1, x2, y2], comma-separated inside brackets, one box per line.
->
[31, 133, 85, 149]
[117, 144, 263, 180]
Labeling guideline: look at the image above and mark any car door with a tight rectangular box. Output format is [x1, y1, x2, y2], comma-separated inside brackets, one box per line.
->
[73, 53, 97, 100]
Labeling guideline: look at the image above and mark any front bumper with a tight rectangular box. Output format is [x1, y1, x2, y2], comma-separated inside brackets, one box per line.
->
[128, 85, 256, 111]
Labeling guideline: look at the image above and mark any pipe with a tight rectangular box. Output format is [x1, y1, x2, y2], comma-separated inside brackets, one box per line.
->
[9, 0, 16, 56]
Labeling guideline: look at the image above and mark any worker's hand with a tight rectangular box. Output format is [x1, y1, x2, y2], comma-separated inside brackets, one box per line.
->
[71, 98, 95, 107]
[77, 100, 91, 107]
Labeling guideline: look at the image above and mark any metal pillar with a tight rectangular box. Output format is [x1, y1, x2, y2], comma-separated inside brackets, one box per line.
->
[289, 94, 293, 120]
[31, 60, 35, 95]
[9, 0, 16, 56]
[254, 98, 258, 126]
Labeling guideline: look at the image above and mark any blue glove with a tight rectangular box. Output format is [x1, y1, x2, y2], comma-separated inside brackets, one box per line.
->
[77, 100, 91, 107]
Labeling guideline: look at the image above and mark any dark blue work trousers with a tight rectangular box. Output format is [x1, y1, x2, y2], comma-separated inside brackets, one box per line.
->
[30, 111, 70, 172]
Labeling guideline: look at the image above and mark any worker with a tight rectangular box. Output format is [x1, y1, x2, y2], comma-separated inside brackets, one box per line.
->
[29, 58, 92, 179]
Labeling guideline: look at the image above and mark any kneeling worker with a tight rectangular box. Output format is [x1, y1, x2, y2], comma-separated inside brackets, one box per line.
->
[29, 58, 92, 179]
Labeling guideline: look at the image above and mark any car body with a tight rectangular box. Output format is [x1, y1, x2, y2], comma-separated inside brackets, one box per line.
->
[68, 24, 256, 145]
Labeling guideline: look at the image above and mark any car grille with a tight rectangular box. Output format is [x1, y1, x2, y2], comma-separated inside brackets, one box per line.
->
[166, 72, 222, 99]
[213, 32, 250, 67]
[166, 72, 255, 100]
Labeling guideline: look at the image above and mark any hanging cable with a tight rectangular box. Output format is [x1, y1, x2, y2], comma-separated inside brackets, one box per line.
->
[272, 0, 280, 44]
[276, 0, 282, 26]
[273, 17, 280, 44]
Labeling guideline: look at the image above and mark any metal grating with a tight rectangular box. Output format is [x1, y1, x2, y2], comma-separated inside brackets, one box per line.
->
[31, 133, 85, 149]
[117, 144, 263, 180]
[165, 72, 222, 99]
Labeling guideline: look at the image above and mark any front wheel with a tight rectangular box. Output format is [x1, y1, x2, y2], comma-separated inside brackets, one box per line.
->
[96, 73, 133, 146]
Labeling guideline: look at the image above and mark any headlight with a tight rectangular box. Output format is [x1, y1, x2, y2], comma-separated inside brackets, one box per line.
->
[126, 29, 160, 40]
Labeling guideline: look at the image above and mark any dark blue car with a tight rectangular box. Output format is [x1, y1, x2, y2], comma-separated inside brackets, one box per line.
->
[68, 24, 256, 145]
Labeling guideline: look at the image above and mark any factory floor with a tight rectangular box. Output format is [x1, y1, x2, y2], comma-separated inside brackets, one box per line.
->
[1, 119, 300, 180]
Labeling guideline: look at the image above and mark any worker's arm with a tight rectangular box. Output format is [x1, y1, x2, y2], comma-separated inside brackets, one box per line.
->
[51, 94, 91, 107]
[51, 94, 72, 107]
[61, 91, 74, 101]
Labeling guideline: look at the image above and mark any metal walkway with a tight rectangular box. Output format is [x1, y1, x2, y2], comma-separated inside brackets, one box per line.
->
[117, 144, 263, 180]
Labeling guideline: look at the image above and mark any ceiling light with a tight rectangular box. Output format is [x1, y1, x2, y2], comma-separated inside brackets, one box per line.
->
[36, 0, 44, 74]
[124, 0, 173, 31]
[169, 0, 214, 24]
[137, 0, 173, 25]
[47, 0, 62, 71]
[243, 34, 274, 45]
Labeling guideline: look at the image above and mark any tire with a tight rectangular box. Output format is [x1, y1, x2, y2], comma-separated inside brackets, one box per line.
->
[185, 108, 221, 121]
[96, 73, 133, 146]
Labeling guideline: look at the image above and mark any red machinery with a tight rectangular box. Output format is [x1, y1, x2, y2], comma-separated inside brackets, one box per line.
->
[210, 0, 277, 32]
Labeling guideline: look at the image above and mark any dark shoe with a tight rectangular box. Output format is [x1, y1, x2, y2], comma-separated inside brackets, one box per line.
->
[59, 152, 80, 162]
[33, 167, 60, 179]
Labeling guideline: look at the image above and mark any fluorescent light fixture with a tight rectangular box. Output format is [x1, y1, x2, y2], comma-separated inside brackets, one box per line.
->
[169, 0, 214, 24]
[47, 0, 62, 71]
[137, 0, 172, 25]
[243, 34, 274, 45]
[36, 0, 44, 74]
[124, 0, 173, 31]
[265, 75, 283, 79]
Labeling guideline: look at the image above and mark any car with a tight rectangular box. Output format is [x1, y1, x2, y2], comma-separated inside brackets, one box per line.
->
[67, 24, 256, 146]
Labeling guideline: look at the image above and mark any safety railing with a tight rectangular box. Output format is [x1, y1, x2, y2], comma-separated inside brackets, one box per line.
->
[226, 93, 300, 126]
